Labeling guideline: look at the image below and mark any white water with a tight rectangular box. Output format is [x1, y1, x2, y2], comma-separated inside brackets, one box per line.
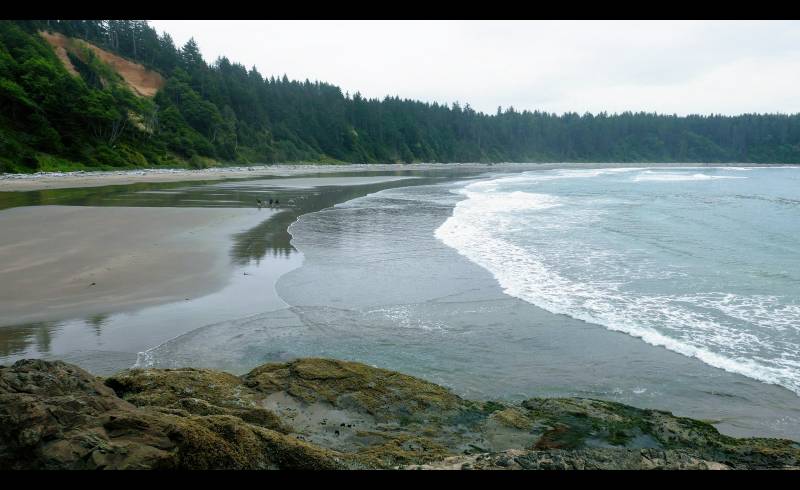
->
[435, 167, 800, 395]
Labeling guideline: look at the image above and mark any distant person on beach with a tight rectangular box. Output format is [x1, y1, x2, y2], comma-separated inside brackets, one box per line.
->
[269, 198, 273, 207]
[275, 199, 279, 206]
[256, 199, 262, 209]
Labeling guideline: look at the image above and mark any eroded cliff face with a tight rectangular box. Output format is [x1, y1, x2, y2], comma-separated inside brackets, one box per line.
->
[1, 358, 798, 470]
[40, 30, 165, 97]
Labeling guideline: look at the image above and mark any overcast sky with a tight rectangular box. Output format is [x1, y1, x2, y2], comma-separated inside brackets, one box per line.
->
[148, 20, 800, 116]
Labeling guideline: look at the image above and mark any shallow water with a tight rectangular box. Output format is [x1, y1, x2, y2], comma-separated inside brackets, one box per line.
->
[139, 166, 800, 440]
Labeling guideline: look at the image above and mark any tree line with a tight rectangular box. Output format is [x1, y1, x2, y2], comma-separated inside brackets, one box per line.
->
[2, 19, 799, 173]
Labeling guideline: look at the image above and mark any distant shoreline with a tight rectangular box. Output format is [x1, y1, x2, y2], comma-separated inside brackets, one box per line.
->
[0, 163, 498, 192]
[2, 162, 795, 192]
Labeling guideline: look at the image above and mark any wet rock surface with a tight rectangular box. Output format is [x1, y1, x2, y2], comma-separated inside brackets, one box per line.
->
[1, 358, 798, 469]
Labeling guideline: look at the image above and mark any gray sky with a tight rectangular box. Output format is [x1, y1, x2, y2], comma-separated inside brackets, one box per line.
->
[148, 20, 800, 116]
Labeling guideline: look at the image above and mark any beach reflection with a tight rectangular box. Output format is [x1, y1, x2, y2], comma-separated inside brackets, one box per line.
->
[0, 321, 59, 358]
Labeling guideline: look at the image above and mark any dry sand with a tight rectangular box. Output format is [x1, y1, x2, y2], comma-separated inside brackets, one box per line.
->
[0, 205, 269, 326]
[0, 163, 506, 192]
[214, 175, 417, 188]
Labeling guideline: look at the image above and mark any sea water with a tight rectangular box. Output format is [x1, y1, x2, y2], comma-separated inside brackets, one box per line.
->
[436, 166, 800, 395]
[137, 165, 800, 439]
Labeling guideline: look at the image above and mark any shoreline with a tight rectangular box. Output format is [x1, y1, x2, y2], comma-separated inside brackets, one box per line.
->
[3, 166, 799, 444]
[0, 163, 497, 192]
[2, 161, 794, 192]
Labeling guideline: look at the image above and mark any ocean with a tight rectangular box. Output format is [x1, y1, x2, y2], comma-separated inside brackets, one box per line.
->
[138, 165, 800, 440]
[436, 166, 800, 396]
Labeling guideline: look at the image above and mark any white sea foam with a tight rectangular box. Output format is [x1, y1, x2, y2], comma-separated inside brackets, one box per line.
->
[632, 171, 747, 182]
[464, 168, 650, 194]
[435, 173, 800, 396]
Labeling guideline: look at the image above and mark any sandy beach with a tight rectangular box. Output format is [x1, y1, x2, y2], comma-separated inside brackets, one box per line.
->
[0, 163, 500, 192]
[0, 173, 439, 333]
[0, 162, 765, 194]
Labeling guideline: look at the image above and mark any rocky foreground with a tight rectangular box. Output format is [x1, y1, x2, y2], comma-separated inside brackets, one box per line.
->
[1, 358, 798, 470]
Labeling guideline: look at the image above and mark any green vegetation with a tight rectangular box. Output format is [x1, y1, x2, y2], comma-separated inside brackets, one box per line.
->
[2, 19, 800, 173]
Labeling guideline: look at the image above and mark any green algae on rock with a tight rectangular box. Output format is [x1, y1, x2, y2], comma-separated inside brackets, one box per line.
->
[242, 358, 465, 422]
[0, 360, 353, 469]
[106, 367, 288, 432]
[1, 358, 798, 470]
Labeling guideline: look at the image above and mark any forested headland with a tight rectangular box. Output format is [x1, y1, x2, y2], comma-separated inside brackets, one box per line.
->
[2, 20, 800, 173]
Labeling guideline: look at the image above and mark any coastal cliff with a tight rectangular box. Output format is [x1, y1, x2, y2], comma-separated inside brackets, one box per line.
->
[1, 358, 798, 470]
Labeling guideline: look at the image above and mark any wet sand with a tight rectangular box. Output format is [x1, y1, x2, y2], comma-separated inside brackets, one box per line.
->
[0, 173, 470, 373]
[0, 175, 428, 327]
[0, 205, 271, 326]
